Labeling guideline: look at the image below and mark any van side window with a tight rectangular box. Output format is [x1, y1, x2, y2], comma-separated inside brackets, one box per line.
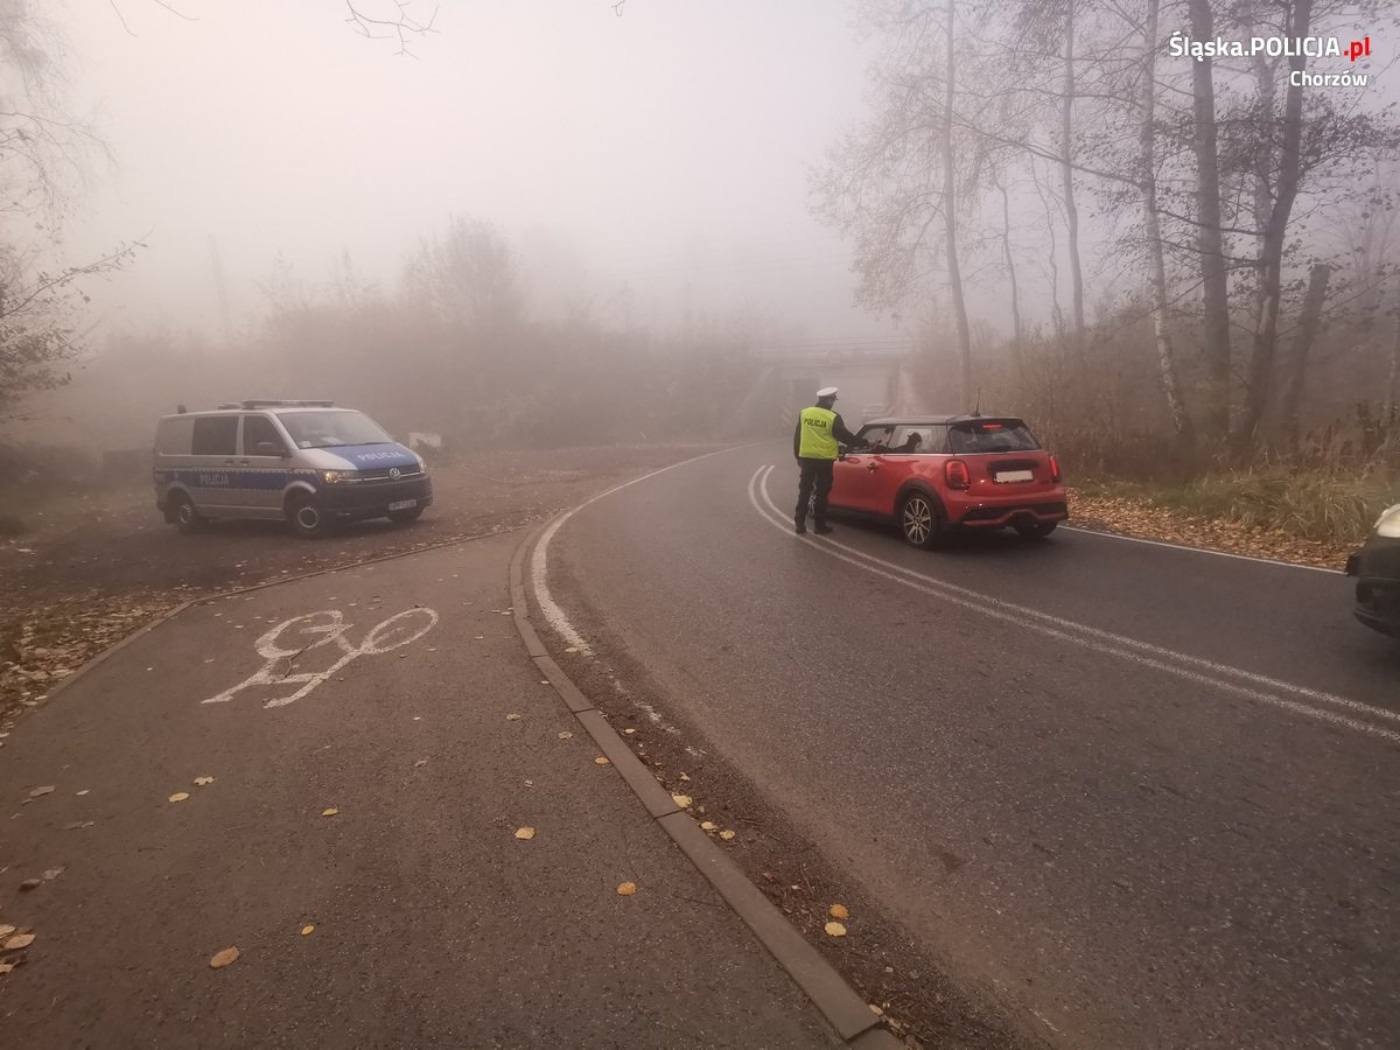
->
[242, 415, 286, 456]
[191, 416, 238, 456]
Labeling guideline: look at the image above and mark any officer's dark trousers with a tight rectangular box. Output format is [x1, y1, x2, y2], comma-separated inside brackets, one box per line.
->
[795, 458, 834, 526]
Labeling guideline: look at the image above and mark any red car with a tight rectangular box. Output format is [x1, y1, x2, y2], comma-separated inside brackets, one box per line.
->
[826, 414, 1068, 548]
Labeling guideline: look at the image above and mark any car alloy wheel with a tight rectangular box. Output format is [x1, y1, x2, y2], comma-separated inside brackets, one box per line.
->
[900, 492, 941, 549]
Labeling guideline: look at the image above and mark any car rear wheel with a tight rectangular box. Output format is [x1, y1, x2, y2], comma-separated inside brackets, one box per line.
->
[287, 493, 329, 538]
[387, 507, 423, 524]
[1014, 520, 1058, 539]
[172, 494, 206, 535]
[899, 492, 943, 549]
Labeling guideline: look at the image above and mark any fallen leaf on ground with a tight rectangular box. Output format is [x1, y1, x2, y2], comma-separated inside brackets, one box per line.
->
[414, 759, 428, 767]
[321, 808, 338, 817]
[829, 904, 850, 920]
[623, 728, 636, 735]
[870, 1004, 884, 1016]
[563, 647, 579, 653]
[65, 821, 94, 830]
[0, 962, 13, 975]
[41, 868, 63, 881]
[168, 792, 190, 803]
[75, 790, 89, 797]
[824, 922, 847, 938]
[209, 947, 239, 969]
[594, 757, 610, 766]
[301, 925, 315, 936]
[3, 932, 35, 950]
[719, 830, 736, 841]
[679, 773, 691, 782]
[671, 794, 693, 808]
[194, 777, 214, 786]
[514, 826, 535, 840]
[616, 882, 637, 896]
[19, 879, 40, 891]
[700, 821, 717, 831]
[27, 786, 54, 799]
[558, 731, 572, 740]
[506, 713, 521, 721]
[0, 925, 14, 939]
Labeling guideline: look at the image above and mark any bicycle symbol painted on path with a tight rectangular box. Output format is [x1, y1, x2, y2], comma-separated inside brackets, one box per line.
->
[203, 607, 440, 709]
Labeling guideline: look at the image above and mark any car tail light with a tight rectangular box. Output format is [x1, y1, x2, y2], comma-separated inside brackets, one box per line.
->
[945, 459, 970, 490]
[1049, 455, 1062, 483]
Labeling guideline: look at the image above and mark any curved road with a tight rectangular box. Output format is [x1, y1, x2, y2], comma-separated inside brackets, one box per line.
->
[535, 443, 1400, 1050]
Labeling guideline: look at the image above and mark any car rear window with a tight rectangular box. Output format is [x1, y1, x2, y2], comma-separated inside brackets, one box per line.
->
[947, 420, 1039, 454]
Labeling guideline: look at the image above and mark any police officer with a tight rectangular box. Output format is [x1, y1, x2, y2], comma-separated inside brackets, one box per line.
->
[793, 386, 864, 535]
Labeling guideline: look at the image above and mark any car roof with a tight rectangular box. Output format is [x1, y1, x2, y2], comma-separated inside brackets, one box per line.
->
[861, 414, 1026, 427]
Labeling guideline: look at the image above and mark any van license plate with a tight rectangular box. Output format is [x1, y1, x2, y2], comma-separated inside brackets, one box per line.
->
[995, 470, 1033, 483]
[388, 499, 417, 511]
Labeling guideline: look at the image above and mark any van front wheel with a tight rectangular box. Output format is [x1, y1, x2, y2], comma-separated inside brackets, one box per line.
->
[287, 493, 329, 538]
[172, 494, 206, 535]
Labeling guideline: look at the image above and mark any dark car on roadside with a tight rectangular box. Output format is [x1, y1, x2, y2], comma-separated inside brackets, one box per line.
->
[826, 414, 1068, 548]
[1345, 503, 1400, 637]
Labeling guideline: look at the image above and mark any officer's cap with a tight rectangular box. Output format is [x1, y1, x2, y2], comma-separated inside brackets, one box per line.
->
[816, 386, 839, 400]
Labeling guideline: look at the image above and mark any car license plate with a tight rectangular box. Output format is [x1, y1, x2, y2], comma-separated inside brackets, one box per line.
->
[388, 499, 417, 511]
[994, 470, 1033, 483]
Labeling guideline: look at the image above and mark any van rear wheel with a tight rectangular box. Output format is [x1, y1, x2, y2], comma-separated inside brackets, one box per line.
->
[287, 493, 329, 538]
[172, 494, 206, 535]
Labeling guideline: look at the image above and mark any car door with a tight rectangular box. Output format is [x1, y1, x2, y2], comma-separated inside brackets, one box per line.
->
[865, 425, 938, 515]
[188, 414, 240, 513]
[832, 425, 892, 513]
[239, 413, 293, 516]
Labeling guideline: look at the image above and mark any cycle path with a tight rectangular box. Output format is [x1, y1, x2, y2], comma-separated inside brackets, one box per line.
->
[0, 531, 857, 1049]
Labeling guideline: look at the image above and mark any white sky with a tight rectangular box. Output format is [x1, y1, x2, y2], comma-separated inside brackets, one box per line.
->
[60, 0, 912, 348]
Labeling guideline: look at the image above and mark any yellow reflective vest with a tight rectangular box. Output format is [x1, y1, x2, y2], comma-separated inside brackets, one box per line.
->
[798, 406, 840, 459]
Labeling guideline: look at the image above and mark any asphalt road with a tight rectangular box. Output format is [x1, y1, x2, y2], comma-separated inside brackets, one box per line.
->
[537, 442, 1400, 1050]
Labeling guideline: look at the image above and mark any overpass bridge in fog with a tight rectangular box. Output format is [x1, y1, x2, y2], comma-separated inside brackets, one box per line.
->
[728, 345, 924, 435]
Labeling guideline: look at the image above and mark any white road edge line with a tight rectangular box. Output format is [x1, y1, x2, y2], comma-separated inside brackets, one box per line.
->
[1061, 525, 1345, 575]
[529, 446, 752, 656]
[751, 465, 1400, 746]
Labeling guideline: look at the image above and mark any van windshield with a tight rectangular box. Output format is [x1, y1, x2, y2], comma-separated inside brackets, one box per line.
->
[278, 410, 392, 449]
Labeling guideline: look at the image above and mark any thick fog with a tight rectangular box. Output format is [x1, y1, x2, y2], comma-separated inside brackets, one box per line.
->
[63, 0, 902, 344]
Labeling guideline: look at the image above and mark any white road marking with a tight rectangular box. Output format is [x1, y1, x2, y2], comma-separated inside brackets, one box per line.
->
[203, 607, 439, 709]
[750, 465, 1400, 745]
[1061, 525, 1345, 574]
[528, 446, 749, 657]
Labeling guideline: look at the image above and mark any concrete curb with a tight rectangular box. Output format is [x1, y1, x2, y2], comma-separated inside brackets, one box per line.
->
[508, 524, 902, 1050]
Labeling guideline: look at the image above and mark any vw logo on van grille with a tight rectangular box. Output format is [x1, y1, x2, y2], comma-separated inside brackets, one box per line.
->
[388, 467, 401, 481]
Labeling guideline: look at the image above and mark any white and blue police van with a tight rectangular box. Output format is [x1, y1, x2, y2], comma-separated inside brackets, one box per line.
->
[153, 400, 433, 537]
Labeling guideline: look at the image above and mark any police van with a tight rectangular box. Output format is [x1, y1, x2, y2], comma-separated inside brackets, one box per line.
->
[153, 400, 433, 537]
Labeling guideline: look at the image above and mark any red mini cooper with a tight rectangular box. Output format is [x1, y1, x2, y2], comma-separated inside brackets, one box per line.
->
[827, 414, 1068, 548]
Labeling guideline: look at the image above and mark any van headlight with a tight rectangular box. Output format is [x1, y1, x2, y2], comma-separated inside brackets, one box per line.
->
[319, 470, 360, 485]
[414, 453, 426, 472]
[1375, 504, 1400, 538]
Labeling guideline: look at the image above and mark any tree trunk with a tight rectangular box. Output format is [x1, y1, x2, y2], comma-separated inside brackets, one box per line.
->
[1276, 263, 1331, 452]
[1237, 0, 1315, 452]
[992, 168, 1024, 366]
[1187, 0, 1232, 442]
[1140, 0, 1193, 447]
[1061, 0, 1084, 344]
[1387, 306, 1400, 426]
[944, 0, 973, 405]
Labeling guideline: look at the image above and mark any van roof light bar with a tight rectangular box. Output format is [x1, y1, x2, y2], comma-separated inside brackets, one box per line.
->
[239, 399, 336, 409]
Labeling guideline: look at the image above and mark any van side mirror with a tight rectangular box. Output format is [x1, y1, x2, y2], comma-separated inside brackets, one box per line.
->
[255, 441, 288, 457]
